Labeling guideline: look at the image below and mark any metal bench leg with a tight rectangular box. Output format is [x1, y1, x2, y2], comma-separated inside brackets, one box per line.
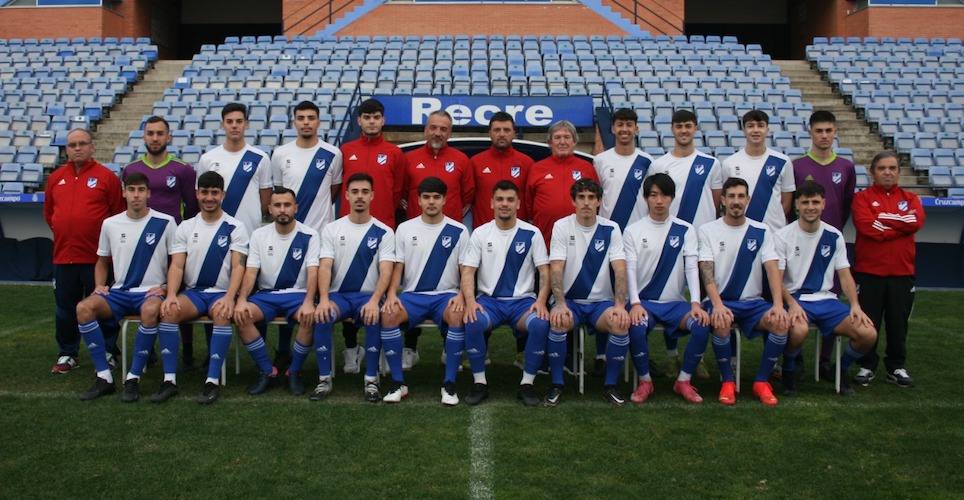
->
[234, 325, 241, 376]
[835, 336, 843, 394]
[120, 319, 132, 377]
[734, 328, 741, 393]
[814, 328, 822, 383]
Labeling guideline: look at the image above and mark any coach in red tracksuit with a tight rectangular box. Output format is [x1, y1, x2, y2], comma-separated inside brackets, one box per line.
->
[43, 129, 125, 374]
[402, 110, 474, 223]
[471, 111, 533, 227]
[851, 151, 924, 388]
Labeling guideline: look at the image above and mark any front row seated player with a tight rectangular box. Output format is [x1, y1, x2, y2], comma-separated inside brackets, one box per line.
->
[75, 172, 176, 401]
[523, 178, 631, 407]
[461, 181, 552, 406]
[623, 173, 712, 405]
[160, 171, 249, 405]
[381, 176, 469, 405]
[233, 187, 319, 396]
[698, 177, 791, 406]
[775, 180, 877, 396]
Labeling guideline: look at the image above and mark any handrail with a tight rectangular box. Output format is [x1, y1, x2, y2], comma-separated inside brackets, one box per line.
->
[607, 0, 684, 34]
[288, 0, 359, 36]
[335, 84, 363, 146]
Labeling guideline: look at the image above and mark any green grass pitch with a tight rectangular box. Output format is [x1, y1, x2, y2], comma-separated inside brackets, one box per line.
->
[0, 284, 962, 498]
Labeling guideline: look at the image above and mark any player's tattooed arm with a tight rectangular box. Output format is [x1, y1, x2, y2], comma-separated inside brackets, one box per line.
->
[550, 261, 566, 305]
[611, 259, 629, 308]
[699, 261, 715, 288]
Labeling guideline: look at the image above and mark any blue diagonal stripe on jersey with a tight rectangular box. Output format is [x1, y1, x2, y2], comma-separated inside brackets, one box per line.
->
[194, 221, 235, 289]
[720, 225, 766, 301]
[609, 154, 651, 230]
[414, 224, 464, 292]
[221, 150, 264, 216]
[566, 224, 614, 300]
[746, 155, 786, 224]
[121, 217, 169, 290]
[272, 231, 312, 290]
[676, 155, 715, 224]
[799, 229, 839, 295]
[639, 222, 688, 301]
[295, 147, 336, 223]
[338, 223, 388, 293]
[492, 228, 535, 298]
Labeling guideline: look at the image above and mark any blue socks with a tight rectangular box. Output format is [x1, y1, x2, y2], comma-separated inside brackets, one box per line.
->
[841, 342, 864, 373]
[604, 334, 629, 386]
[547, 329, 568, 386]
[206, 325, 233, 382]
[244, 336, 273, 375]
[363, 324, 381, 379]
[523, 315, 550, 377]
[681, 319, 710, 376]
[783, 347, 801, 373]
[464, 313, 489, 377]
[381, 327, 404, 383]
[443, 327, 465, 384]
[79, 320, 110, 376]
[628, 323, 650, 378]
[158, 322, 179, 379]
[756, 333, 788, 382]
[128, 324, 158, 378]
[712, 335, 735, 382]
[313, 323, 333, 378]
[288, 339, 311, 375]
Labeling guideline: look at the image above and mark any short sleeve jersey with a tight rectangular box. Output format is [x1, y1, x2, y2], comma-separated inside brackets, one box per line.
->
[271, 139, 343, 232]
[196, 144, 272, 233]
[319, 216, 395, 294]
[650, 150, 724, 230]
[97, 209, 176, 292]
[549, 215, 625, 303]
[623, 216, 697, 303]
[172, 213, 249, 292]
[594, 148, 655, 231]
[697, 218, 779, 301]
[460, 219, 549, 299]
[394, 216, 468, 295]
[721, 148, 795, 231]
[775, 221, 849, 302]
[246, 221, 320, 293]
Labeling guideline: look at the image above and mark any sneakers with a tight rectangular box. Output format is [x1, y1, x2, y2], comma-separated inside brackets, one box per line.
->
[246, 368, 278, 396]
[441, 383, 459, 406]
[150, 381, 178, 403]
[79, 377, 115, 401]
[106, 353, 117, 371]
[513, 352, 525, 370]
[51, 355, 79, 374]
[781, 369, 797, 397]
[465, 383, 489, 406]
[673, 380, 703, 404]
[343, 346, 363, 374]
[592, 357, 606, 377]
[853, 368, 876, 386]
[517, 384, 540, 407]
[630, 380, 655, 404]
[603, 385, 625, 406]
[718, 381, 737, 406]
[196, 382, 220, 405]
[309, 379, 333, 402]
[543, 385, 564, 407]
[364, 381, 381, 403]
[287, 370, 305, 396]
[120, 378, 140, 403]
[382, 382, 409, 403]
[402, 348, 419, 370]
[886, 368, 914, 388]
[273, 351, 292, 373]
[752, 381, 778, 406]
[838, 376, 855, 396]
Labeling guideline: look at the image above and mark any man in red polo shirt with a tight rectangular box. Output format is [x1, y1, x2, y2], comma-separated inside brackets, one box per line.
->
[470, 111, 533, 227]
[44, 128, 125, 374]
[402, 110, 474, 224]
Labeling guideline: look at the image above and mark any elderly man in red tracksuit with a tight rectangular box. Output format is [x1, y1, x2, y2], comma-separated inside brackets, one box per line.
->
[850, 151, 924, 388]
[402, 110, 474, 223]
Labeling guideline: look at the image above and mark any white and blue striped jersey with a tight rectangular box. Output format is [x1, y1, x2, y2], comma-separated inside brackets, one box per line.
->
[721, 148, 795, 231]
[319, 215, 395, 294]
[460, 219, 549, 299]
[247, 221, 320, 293]
[549, 214, 625, 303]
[196, 144, 272, 233]
[775, 221, 849, 302]
[594, 148, 655, 231]
[97, 209, 176, 292]
[394, 216, 468, 295]
[172, 213, 249, 292]
[698, 218, 778, 301]
[271, 139, 343, 233]
[623, 216, 697, 303]
[650, 150, 724, 231]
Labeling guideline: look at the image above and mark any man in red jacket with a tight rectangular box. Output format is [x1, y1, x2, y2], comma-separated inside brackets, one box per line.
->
[402, 110, 474, 224]
[851, 151, 924, 388]
[44, 128, 125, 374]
[470, 112, 533, 227]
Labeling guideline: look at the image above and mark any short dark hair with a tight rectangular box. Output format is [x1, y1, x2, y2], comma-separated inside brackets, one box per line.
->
[293, 100, 319, 117]
[722, 176, 749, 195]
[144, 115, 170, 131]
[612, 108, 638, 122]
[418, 176, 447, 196]
[357, 98, 384, 116]
[644, 173, 675, 199]
[672, 109, 697, 125]
[197, 171, 224, 190]
[271, 186, 296, 200]
[570, 178, 603, 200]
[346, 172, 374, 189]
[869, 150, 899, 171]
[741, 109, 769, 126]
[795, 179, 825, 200]
[221, 102, 248, 120]
[492, 180, 519, 195]
[488, 111, 515, 130]
[124, 172, 150, 188]
[808, 110, 836, 128]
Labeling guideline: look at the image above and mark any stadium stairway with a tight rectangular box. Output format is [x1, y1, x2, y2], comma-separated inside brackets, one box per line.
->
[775, 60, 930, 194]
[92, 60, 191, 165]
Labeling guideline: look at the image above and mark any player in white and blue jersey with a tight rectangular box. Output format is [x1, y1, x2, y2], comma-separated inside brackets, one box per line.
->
[460, 180, 551, 406]
[698, 177, 790, 406]
[233, 187, 319, 396]
[623, 173, 711, 405]
[75, 172, 176, 401]
[775, 180, 877, 396]
[592, 107, 654, 376]
[294, 173, 395, 403]
[158, 171, 249, 405]
[544, 178, 630, 406]
[380, 177, 469, 405]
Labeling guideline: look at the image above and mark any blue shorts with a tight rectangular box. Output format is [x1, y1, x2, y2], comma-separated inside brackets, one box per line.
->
[472, 296, 536, 337]
[639, 300, 692, 338]
[566, 299, 613, 331]
[400, 292, 456, 327]
[249, 291, 307, 324]
[183, 289, 226, 316]
[327, 291, 374, 324]
[799, 299, 849, 338]
[104, 289, 161, 322]
[706, 299, 772, 339]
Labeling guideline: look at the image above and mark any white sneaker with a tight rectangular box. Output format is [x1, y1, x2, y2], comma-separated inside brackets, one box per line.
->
[441, 384, 459, 406]
[382, 383, 409, 403]
[402, 348, 419, 371]
[343, 346, 363, 374]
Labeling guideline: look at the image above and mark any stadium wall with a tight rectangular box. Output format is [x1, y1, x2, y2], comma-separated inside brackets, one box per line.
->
[0, 2, 150, 40]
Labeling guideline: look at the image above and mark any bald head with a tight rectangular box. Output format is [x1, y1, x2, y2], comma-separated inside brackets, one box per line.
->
[66, 128, 95, 165]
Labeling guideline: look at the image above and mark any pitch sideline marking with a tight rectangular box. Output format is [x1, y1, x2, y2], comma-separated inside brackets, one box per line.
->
[0, 317, 53, 338]
[469, 406, 494, 500]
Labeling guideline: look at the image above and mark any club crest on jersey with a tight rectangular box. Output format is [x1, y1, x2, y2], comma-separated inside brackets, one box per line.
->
[444, 161, 455, 173]
[241, 161, 253, 173]
[669, 235, 680, 248]
[441, 236, 452, 248]
[633, 169, 644, 180]
[746, 239, 758, 252]
[820, 244, 831, 258]
[594, 239, 605, 252]
[515, 241, 527, 254]
[166, 176, 176, 188]
[292, 248, 303, 261]
[694, 164, 706, 176]
[765, 165, 776, 177]
[897, 200, 908, 211]
[217, 235, 229, 248]
[510, 166, 521, 178]
[145, 233, 156, 246]
[376, 153, 388, 165]
[832, 172, 842, 184]
[572, 170, 582, 181]
[86, 177, 98, 188]
[367, 236, 378, 249]
[315, 158, 327, 170]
